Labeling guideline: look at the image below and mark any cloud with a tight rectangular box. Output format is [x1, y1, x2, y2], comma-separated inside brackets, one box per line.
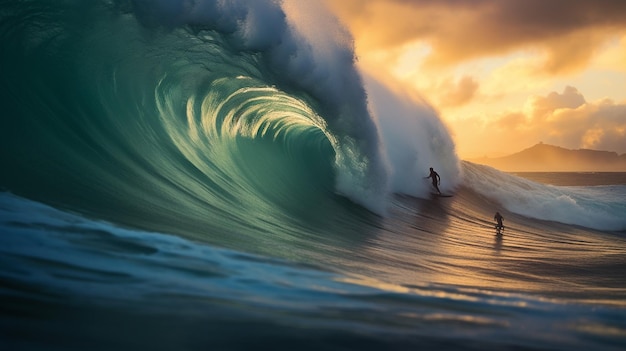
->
[324, 0, 626, 157]
[438, 75, 479, 107]
[498, 87, 626, 153]
[526, 85, 586, 120]
[326, 0, 626, 74]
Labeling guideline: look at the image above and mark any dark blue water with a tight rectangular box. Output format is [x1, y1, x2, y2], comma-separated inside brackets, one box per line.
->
[1, 1, 625, 350]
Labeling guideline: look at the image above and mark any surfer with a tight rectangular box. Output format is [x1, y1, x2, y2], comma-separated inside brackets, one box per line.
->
[425, 167, 441, 194]
[494, 212, 504, 232]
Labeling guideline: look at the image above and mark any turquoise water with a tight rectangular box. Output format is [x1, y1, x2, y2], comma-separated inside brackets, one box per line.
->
[1, 1, 625, 350]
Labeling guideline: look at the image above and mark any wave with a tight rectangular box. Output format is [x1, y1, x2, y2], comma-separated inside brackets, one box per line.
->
[464, 162, 626, 231]
[0, 0, 622, 248]
[0, 0, 460, 229]
[2, 3, 626, 349]
[4, 190, 624, 351]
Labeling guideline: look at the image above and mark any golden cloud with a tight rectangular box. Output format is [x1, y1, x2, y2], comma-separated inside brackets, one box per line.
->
[497, 87, 626, 153]
[437, 75, 480, 107]
[326, 0, 626, 74]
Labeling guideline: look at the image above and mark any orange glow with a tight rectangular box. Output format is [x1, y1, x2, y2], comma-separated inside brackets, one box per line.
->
[324, 1, 626, 159]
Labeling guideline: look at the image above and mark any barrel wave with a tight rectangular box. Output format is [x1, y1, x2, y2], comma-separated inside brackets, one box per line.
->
[1, 1, 625, 350]
[0, 0, 398, 243]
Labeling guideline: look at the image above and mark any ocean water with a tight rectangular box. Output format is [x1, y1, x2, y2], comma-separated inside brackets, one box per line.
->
[1, 1, 625, 350]
[512, 172, 626, 186]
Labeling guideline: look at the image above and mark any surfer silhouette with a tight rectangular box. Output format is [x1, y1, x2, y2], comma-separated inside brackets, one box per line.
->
[494, 212, 504, 233]
[425, 167, 441, 194]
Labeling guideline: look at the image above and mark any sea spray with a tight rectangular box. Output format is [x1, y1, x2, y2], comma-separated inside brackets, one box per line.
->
[364, 75, 462, 197]
[463, 162, 626, 231]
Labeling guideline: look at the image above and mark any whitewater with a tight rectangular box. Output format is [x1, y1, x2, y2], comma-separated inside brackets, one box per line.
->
[1, 1, 625, 350]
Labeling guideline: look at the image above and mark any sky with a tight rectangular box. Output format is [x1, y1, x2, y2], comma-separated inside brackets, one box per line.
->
[322, 0, 626, 159]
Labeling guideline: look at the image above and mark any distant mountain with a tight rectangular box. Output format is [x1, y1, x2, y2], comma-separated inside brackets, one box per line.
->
[468, 143, 626, 171]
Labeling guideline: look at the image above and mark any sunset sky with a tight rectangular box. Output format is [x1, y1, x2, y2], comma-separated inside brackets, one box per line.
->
[323, 0, 626, 159]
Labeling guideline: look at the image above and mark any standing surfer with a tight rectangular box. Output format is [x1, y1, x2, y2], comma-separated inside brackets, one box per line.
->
[425, 167, 441, 195]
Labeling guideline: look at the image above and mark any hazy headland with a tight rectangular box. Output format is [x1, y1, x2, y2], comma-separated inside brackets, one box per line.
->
[468, 143, 626, 172]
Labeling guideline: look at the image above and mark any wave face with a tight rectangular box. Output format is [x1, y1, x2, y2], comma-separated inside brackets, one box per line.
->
[0, 0, 345, 238]
[1, 1, 626, 350]
[0, 0, 461, 238]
